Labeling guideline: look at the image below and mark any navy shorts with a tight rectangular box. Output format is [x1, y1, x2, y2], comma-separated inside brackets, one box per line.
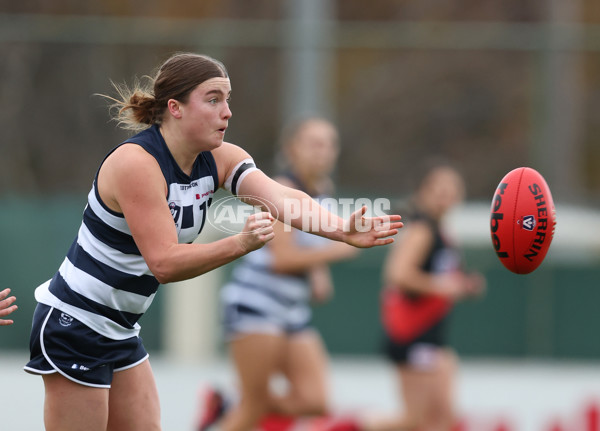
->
[222, 303, 312, 341]
[24, 303, 148, 388]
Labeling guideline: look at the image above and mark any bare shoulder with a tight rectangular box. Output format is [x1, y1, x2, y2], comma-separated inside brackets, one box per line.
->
[104, 143, 159, 173]
[212, 142, 252, 163]
[100, 143, 163, 187]
[392, 219, 433, 253]
[399, 219, 433, 242]
[404, 219, 432, 233]
[98, 143, 165, 212]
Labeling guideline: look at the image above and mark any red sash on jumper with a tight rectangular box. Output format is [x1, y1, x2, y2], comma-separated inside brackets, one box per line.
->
[381, 288, 451, 343]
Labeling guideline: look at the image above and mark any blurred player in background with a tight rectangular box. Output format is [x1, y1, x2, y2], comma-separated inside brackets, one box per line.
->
[23, 53, 402, 431]
[366, 162, 485, 431]
[197, 117, 360, 431]
[0, 288, 17, 325]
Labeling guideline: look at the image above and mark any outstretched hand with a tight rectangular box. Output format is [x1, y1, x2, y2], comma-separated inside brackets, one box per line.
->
[342, 206, 403, 248]
[0, 288, 17, 326]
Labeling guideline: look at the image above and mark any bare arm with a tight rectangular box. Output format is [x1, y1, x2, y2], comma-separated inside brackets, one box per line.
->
[213, 142, 403, 246]
[98, 144, 274, 284]
[235, 169, 403, 247]
[384, 221, 440, 295]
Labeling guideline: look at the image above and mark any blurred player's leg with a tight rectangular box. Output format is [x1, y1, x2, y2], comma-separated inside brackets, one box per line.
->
[399, 348, 457, 431]
[257, 330, 368, 431]
[426, 349, 457, 431]
[269, 330, 330, 416]
[220, 333, 287, 431]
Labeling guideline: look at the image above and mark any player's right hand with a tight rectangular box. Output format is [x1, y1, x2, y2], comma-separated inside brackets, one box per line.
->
[433, 272, 479, 301]
[236, 212, 275, 253]
[0, 288, 17, 326]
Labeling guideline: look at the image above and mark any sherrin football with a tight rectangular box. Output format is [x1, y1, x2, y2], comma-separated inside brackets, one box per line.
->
[490, 167, 557, 274]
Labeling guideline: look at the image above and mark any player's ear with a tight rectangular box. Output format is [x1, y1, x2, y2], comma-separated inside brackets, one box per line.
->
[166, 99, 183, 119]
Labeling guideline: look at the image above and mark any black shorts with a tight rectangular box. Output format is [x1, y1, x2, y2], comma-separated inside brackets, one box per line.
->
[383, 319, 447, 370]
[24, 303, 148, 388]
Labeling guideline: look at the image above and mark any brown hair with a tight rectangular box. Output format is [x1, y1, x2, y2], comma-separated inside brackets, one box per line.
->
[278, 116, 337, 149]
[103, 53, 228, 132]
[274, 115, 339, 170]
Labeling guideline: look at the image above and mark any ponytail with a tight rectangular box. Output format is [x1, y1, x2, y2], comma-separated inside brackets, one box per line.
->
[98, 78, 161, 132]
[98, 53, 228, 132]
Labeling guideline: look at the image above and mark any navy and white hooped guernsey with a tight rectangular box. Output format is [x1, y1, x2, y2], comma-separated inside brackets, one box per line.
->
[220, 172, 332, 336]
[34, 124, 219, 340]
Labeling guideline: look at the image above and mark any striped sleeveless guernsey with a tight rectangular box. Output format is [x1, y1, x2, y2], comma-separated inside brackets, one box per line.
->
[35, 124, 218, 340]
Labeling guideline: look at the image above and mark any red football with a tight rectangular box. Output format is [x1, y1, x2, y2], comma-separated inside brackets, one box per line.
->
[490, 167, 557, 274]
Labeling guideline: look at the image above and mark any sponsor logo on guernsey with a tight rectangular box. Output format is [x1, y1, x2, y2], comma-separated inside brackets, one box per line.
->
[179, 181, 198, 190]
[59, 312, 74, 327]
[196, 190, 213, 200]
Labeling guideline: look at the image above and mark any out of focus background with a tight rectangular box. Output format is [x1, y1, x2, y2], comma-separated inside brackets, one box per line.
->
[1, 1, 600, 430]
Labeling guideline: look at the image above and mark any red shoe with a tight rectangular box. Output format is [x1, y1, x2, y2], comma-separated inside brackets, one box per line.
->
[259, 414, 296, 431]
[196, 386, 226, 431]
[307, 415, 361, 431]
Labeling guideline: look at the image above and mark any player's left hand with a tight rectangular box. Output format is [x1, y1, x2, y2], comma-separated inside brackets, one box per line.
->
[341, 206, 403, 248]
